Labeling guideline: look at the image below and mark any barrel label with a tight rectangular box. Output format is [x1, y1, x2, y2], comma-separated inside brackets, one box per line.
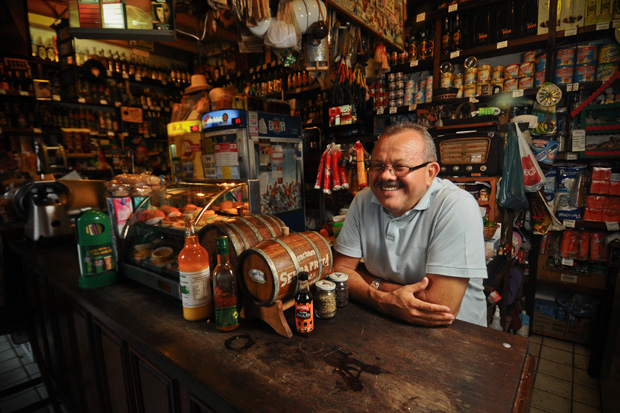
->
[248, 269, 266, 284]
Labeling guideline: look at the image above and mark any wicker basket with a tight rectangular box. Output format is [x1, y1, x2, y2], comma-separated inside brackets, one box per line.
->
[483, 224, 499, 241]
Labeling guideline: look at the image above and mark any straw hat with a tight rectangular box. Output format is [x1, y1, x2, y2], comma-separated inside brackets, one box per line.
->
[184, 74, 212, 94]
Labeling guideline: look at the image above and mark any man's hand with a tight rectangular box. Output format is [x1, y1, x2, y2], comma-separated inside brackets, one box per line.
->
[377, 277, 455, 327]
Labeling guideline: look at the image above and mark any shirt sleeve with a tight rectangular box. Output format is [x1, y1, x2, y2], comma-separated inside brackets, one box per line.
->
[333, 190, 365, 259]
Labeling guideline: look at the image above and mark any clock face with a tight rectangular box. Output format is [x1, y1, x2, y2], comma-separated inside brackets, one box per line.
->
[536, 83, 562, 107]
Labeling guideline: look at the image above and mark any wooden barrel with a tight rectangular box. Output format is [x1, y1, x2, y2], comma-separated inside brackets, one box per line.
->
[237, 231, 333, 306]
[200, 214, 286, 271]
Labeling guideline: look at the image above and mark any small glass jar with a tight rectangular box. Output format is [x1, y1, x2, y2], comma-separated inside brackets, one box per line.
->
[327, 272, 349, 308]
[314, 280, 337, 319]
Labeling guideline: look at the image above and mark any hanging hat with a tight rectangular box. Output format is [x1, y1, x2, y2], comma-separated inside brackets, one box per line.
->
[184, 74, 212, 94]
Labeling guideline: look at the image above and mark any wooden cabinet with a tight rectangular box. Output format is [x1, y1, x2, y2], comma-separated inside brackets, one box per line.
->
[446, 176, 500, 222]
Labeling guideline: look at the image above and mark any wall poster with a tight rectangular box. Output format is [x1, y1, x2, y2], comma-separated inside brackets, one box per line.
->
[327, 0, 405, 50]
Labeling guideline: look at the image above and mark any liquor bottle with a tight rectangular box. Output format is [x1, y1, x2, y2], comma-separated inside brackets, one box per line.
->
[452, 14, 463, 52]
[178, 217, 213, 321]
[213, 236, 239, 331]
[441, 17, 452, 55]
[295, 272, 314, 335]
[497, 0, 515, 41]
[520, 0, 538, 37]
[473, 7, 491, 47]
[419, 28, 430, 60]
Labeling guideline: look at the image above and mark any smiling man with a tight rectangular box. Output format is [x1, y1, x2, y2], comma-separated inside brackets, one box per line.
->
[332, 122, 488, 327]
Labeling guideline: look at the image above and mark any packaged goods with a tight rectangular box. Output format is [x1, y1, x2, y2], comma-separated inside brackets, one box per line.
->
[554, 67, 575, 84]
[505, 64, 520, 79]
[535, 54, 547, 72]
[576, 45, 597, 66]
[519, 61, 535, 77]
[556, 47, 576, 67]
[598, 43, 620, 64]
[595, 63, 619, 81]
[574, 65, 596, 82]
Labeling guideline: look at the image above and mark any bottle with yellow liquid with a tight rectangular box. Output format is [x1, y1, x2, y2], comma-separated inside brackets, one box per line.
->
[178, 217, 212, 321]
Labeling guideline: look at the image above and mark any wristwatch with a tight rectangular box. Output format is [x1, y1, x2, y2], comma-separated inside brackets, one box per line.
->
[370, 278, 382, 290]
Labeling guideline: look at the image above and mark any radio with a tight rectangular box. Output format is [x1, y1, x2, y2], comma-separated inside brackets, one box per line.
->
[434, 131, 503, 176]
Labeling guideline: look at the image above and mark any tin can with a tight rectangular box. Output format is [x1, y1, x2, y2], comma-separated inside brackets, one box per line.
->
[396, 98, 404, 107]
[414, 90, 425, 104]
[492, 65, 505, 80]
[534, 71, 546, 87]
[576, 45, 597, 66]
[556, 47, 576, 67]
[464, 68, 477, 84]
[396, 89, 404, 99]
[389, 99, 398, 107]
[404, 93, 414, 105]
[504, 78, 519, 91]
[523, 50, 538, 63]
[596, 63, 619, 81]
[505, 64, 520, 79]
[388, 81, 396, 91]
[519, 76, 534, 89]
[535, 54, 547, 72]
[598, 43, 620, 64]
[456, 85, 463, 98]
[396, 72, 404, 82]
[478, 65, 491, 83]
[491, 78, 504, 89]
[519, 61, 535, 77]
[388, 73, 396, 82]
[440, 71, 453, 87]
[574, 65, 596, 82]
[554, 67, 574, 84]
[463, 84, 477, 97]
[425, 76, 433, 91]
[453, 72, 463, 88]
[424, 89, 433, 102]
[396, 80, 405, 90]
[388, 91, 396, 100]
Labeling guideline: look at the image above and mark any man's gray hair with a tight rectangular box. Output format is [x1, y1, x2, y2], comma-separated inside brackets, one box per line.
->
[379, 122, 438, 162]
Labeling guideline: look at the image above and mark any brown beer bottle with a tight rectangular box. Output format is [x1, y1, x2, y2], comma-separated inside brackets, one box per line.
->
[295, 272, 314, 335]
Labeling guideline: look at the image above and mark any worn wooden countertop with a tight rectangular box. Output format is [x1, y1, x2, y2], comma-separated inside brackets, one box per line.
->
[14, 239, 533, 412]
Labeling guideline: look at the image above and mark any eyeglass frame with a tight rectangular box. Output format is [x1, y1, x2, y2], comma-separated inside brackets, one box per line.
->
[367, 161, 432, 177]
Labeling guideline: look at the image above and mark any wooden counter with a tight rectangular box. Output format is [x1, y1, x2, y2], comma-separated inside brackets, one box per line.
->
[11, 239, 534, 412]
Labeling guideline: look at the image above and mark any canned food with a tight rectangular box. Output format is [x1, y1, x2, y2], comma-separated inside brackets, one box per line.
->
[598, 43, 620, 64]
[464, 69, 477, 84]
[388, 73, 396, 82]
[388, 81, 396, 91]
[523, 50, 538, 63]
[388, 91, 396, 100]
[535, 54, 547, 73]
[519, 61, 535, 77]
[456, 85, 463, 98]
[492, 65, 505, 81]
[389, 99, 398, 107]
[396, 80, 405, 90]
[519, 76, 534, 89]
[556, 47, 576, 67]
[554, 67, 574, 84]
[504, 78, 519, 91]
[596, 63, 619, 82]
[505, 64, 520, 79]
[396, 89, 404, 99]
[404, 94, 414, 105]
[396, 72, 404, 82]
[414, 90, 425, 104]
[574, 65, 596, 82]
[440, 72, 454, 88]
[396, 98, 404, 107]
[534, 71, 546, 87]
[478, 65, 491, 82]
[491, 78, 504, 89]
[576, 45, 597, 66]
[463, 84, 477, 97]
[453, 72, 463, 87]
[425, 76, 433, 91]
[424, 90, 433, 102]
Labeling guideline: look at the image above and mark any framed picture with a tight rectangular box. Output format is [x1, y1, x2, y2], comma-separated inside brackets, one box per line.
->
[33, 79, 52, 100]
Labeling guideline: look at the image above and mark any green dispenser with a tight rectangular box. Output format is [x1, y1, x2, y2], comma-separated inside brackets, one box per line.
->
[76, 210, 117, 288]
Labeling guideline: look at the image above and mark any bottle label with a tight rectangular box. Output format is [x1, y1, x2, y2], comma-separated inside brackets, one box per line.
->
[215, 306, 239, 327]
[295, 302, 314, 333]
[179, 268, 212, 308]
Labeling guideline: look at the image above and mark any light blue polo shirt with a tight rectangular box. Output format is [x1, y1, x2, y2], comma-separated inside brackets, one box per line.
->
[334, 177, 488, 326]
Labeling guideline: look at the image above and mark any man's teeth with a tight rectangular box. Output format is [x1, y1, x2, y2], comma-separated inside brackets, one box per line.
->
[380, 185, 400, 191]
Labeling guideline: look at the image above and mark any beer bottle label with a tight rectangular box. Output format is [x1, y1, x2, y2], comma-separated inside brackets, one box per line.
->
[295, 302, 314, 333]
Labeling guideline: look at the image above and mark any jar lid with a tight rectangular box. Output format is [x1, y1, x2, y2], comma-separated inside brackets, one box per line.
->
[327, 272, 348, 282]
[315, 280, 336, 291]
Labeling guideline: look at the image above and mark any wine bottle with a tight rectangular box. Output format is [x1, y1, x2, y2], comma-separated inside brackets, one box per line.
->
[452, 14, 463, 52]
[497, 0, 515, 41]
[441, 17, 452, 55]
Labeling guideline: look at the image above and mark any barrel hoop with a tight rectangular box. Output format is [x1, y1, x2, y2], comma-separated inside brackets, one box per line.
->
[312, 230, 333, 272]
[236, 216, 265, 242]
[297, 232, 322, 281]
[224, 221, 253, 250]
[272, 237, 301, 281]
[213, 222, 246, 255]
[252, 215, 277, 238]
[262, 214, 286, 229]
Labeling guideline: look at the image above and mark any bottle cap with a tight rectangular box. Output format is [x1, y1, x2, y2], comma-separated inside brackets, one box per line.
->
[315, 280, 336, 291]
[327, 272, 348, 282]
[216, 236, 229, 254]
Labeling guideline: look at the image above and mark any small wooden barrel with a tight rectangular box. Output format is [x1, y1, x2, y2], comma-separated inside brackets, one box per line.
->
[200, 214, 286, 271]
[237, 231, 333, 306]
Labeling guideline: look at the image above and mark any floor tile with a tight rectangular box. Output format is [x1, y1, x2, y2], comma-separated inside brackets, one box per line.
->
[534, 371, 572, 398]
[574, 400, 602, 413]
[543, 336, 574, 352]
[540, 345, 573, 366]
[529, 407, 548, 413]
[0, 340, 11, 353]
[573, 383, 602, 408]
[538, 358, 573, 381]
[0, 367, 28, 391]
[529, 334, 543, 344]
[0, 357, 23, 374]
[0, 387, 41, 412]
[528, 342, 541, 357]
[575, 353, 590, 370]
[574, 367, 600, 389]
[531, 387, 572, 412]
[574, 344, 590, 356]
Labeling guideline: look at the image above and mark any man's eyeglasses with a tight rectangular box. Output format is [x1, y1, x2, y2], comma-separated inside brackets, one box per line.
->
[367, 162, 431, 177]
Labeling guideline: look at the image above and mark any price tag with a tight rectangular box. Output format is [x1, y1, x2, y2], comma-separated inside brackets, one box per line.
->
[100, 99, 108, 105]
[107, 131, 115, 136]
[606, 222, 620, 231]
[122, 73, 129, 79]
[560, 273, 578, 284]
[33, 128, 42, 134]
[561, 258, 574, 266]
[566, 152, 578, 160]
[377, 107, 385, 115]
[497, 41, 508, 49]
[53, 95, 61, 101]
[450, 51, 460, 59]
[567, 83, 573, 92]
[563, 220, 576, 228]
[512, 89, 524, 98]
[409, 60, 419, 67]
[596, 22, 610, 30]
[416, 13, 425, 22]
[389, 106, 397, 114]
[565, 28, 577, 36]
[408, 104, 417, 111]
[572, 83, 579, 91]
[448, 4, 458, 12]
[19, 91, 29, 96]
[572, 129, 586, 151]
[78, 97, 86, 103]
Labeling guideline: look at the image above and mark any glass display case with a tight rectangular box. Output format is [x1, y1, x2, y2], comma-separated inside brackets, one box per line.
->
[120, 180, 260, 298]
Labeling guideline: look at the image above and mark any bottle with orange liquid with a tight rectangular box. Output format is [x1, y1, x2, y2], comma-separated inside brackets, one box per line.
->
[178, 217, 212, 321]
[213, 236, 239, 331]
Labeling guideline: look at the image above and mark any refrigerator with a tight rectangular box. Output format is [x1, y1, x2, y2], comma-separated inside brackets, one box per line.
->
[167, 120, 203, 182]
[201, 109, 305, 232]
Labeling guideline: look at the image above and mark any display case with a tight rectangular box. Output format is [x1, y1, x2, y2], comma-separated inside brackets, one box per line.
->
[120, 180, 261, 298]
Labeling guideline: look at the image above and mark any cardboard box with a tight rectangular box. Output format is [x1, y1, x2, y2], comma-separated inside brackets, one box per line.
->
[533, 311, 567, 338]
[565, 316, 592, 344]
[585, 0, 600, 25]
[537, 254, 607, 289]
[559, 0, 586, 30]
[538, 0, 551, 34]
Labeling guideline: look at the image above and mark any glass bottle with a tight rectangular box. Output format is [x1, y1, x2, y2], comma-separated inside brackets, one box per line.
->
[452, 14, 463, 52]
[497, 0, 515, 42]
[419, 28, 429, 60]
[213, 236, 239, 331]
[178, 217, 213, 321]
[295, 272, 314, 335]
[520, 0, 539, 37]
[441, 17, 452, 55]
[473, 7, 491, 47]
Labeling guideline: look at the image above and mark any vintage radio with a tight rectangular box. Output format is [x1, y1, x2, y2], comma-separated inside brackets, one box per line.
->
[434, 131, 503, 176]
